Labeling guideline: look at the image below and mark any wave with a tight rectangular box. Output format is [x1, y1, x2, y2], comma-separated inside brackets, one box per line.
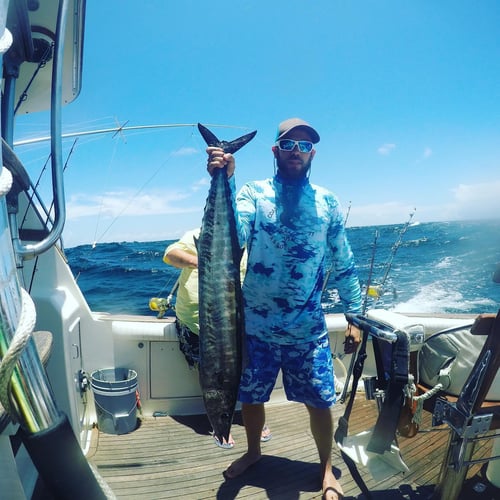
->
[67, 220, 500, 315]
[392, 282, 497, 314]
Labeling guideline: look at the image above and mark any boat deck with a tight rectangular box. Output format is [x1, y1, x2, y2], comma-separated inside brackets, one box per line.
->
[87, 398, 494, 499]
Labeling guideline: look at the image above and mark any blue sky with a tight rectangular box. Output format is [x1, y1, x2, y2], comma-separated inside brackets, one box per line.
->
[14, 0, 500, 248]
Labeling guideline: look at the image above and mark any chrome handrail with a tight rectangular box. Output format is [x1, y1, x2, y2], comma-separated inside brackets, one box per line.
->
[0, 0, 66, 433]
[12, 0, 70, 260]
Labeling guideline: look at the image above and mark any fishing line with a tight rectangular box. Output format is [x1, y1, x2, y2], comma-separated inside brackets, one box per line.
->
[15, 121, 254, 249]
[91, 128, 198, 246]
[92, 134, 122, 248]
[46, 138, 78, 222]
[22, 140, 79, 294]
[90, 123, 253, 246]
[20, 152, 51, 228]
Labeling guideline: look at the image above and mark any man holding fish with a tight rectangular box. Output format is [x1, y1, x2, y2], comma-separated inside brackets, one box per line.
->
[206, 118, 362, 500]
[163, 229, 272, 448]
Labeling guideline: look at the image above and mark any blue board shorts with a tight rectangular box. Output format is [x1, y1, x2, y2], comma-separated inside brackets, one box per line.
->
[238, 334, 336, 409]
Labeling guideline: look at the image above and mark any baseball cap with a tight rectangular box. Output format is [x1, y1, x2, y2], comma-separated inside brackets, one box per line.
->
[275, 118, 320, 144]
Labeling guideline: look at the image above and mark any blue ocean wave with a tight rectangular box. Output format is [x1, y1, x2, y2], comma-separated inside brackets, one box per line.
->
[66, 220, 500, 316]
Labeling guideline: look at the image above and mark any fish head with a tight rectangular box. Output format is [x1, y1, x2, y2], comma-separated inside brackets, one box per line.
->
[202, 389, 237, 444]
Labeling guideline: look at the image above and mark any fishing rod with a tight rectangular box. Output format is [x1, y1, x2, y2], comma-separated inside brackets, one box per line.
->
[368, 208, 416, 300]
[363, 230, 379, 315]
[339, 229, 378, 404]
[344, 201, 352, 226]
[337, 210, 413, 402]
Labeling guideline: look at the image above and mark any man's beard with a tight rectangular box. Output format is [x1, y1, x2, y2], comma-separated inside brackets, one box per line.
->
[276, 153, 312, 179]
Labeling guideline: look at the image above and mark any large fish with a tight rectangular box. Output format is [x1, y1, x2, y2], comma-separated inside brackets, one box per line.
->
[196, 123, 256, 444]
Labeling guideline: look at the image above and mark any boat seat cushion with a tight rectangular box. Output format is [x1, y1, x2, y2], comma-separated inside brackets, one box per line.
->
[419, 324, 500, 401]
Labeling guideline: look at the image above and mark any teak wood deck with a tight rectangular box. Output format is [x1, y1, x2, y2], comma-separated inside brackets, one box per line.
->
[87, 398, 494, 499]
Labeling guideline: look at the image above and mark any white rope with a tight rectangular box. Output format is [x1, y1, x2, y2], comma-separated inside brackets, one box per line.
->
[0, 176, 115, 494]
[410, 361, 453, 426]
[404, 374, 416, 400]
[0, 289, 117, 499]
[0, 288, 37, 421]
[0, 166, 13, 197]
[411, 382, 444, 426]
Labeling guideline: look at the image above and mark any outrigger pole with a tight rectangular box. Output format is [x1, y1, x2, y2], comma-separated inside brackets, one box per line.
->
[14, 122, 251, 147]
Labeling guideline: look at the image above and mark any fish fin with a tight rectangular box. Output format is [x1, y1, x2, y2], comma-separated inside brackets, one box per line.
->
[223, 130, 257, 154]
[197, 123, 257, 154]
[197, 123, 221, 147]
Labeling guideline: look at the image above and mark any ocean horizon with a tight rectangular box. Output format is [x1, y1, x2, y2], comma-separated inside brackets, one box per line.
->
[66, 219, 500, 317]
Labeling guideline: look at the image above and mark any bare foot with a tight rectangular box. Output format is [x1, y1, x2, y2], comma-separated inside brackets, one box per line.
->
[223, 452, 261, 479]
[322, 471, 344, 500]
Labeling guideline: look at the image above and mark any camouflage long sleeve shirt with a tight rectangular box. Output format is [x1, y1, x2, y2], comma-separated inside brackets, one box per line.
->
[231, 173, 362, 345]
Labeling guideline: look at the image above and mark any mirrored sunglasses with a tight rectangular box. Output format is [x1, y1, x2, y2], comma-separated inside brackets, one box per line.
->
[276, 139, 314, 153]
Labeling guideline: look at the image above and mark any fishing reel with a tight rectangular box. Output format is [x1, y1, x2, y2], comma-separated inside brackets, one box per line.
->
[149, 297, 174, 319]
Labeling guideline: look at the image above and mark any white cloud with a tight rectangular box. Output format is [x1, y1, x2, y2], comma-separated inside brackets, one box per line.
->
[346, 179, 500, 228]
[378, 143, 396, 155]
[422, 147, 432, 159]
[414, 146, 433, 164]
[450, 180, 500, 220]
[172, 146, 198, 157]
[347, 201, 415, 227]
[452, 181, 500, 203]
[66, 189, 201, 220]
[191, 177, 210, 192]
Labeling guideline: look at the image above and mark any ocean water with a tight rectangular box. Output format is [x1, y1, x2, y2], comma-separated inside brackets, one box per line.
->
[66, 220, 500, 317]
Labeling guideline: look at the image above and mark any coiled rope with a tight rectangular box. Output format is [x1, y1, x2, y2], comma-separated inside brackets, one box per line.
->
[0, 165, 116, 498]
[0, 288, 37, 422]
[405, 373, 445, 426]
[0, 166, 29, 419]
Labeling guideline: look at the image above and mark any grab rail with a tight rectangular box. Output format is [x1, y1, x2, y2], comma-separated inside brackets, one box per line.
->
[11, 0, 70, 259]
[345, 313, 399, 343]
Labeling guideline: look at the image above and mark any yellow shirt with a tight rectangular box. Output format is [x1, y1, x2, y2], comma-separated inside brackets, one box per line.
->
[163, 229, 200, 334]
[163, 228, 247, 336]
